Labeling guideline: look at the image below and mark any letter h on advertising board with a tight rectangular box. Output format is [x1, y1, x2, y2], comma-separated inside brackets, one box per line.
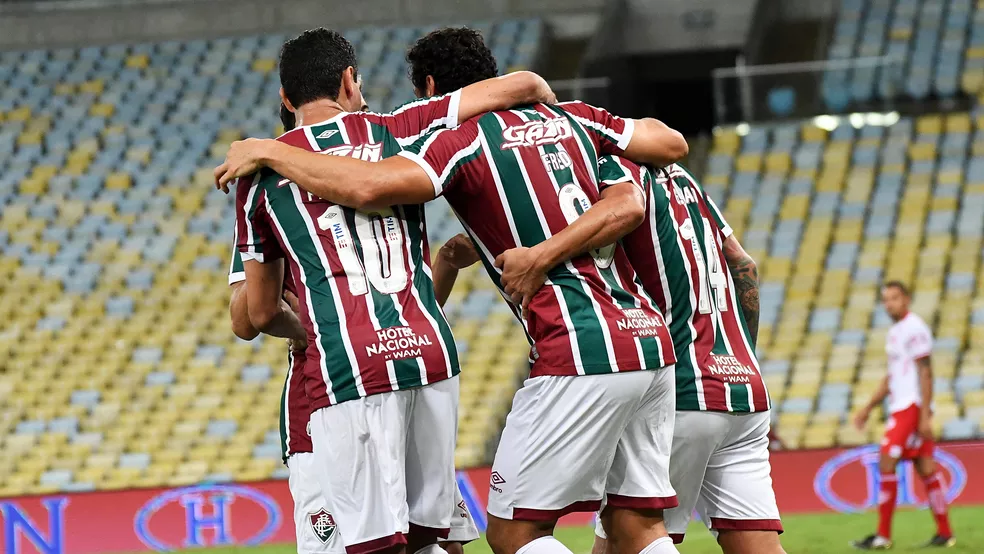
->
[861, 455, 920, 506]
[0, 498, 67, 554]
[181, 492, 234, 547]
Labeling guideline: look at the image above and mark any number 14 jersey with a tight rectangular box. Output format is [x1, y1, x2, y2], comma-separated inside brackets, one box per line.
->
[598, 158, 769, 413]
[235, 94, 462, 409]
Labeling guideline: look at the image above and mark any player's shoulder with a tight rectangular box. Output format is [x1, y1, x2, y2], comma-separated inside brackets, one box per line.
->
[903, 312, 932, 334]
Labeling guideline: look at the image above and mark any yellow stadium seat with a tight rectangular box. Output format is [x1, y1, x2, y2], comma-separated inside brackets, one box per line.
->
[125, 54, 149, 69]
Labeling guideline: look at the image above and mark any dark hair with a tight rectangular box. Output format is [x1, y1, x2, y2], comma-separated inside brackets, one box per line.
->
[882, 280, 910, 296]
[407, 27, 498, 95]
[280, 103, 295, 131]
[279, 28, 358, 108]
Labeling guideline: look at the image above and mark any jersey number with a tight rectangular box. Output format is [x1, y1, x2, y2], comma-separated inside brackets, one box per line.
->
[557, 183, 615, 268]
[317, 205, 408, 296]
[679, 217, 728, 315]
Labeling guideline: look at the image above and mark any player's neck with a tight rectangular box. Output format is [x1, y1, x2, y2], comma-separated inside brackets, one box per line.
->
[892, 310, 909, 323]
[294, 99, 346, 127]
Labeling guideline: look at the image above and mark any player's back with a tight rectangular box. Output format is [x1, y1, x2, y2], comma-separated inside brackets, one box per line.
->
[403, 102, 676, 377]
[235, 102, 463, 410]
[597, 158, 769, 413]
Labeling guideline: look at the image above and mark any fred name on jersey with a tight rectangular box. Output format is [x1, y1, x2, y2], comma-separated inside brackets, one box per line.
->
[277, 142, 384, 200]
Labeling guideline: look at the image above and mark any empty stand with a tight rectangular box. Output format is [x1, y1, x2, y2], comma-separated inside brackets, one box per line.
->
[705, 108, 984, 448]
[0, 20, 543, 496]
[825, 0, 984, 103]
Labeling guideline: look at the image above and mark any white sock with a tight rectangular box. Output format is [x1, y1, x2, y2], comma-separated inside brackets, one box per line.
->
[516, 536, 575, 554]
[638, 536, 679, 554]
[413, 545, 445, 554]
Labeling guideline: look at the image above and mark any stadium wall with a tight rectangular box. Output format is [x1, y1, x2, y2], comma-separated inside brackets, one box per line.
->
[0, 0, 604, 49]
[2, 441, 983, 553]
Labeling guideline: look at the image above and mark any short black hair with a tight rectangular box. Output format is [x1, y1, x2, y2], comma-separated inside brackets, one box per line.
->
[407, 27, 498, 96]
[280, 103, 295, 131]
[280, 28, 358, 108]
[882, 280, 910, 296]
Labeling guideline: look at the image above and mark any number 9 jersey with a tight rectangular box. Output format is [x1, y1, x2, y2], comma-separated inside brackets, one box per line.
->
[597, 157, 770, 413]
[399, 102, 676, 377]
[235, 94, 463, 410]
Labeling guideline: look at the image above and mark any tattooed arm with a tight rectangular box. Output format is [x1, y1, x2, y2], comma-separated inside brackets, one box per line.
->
[722, 235, 760, 348]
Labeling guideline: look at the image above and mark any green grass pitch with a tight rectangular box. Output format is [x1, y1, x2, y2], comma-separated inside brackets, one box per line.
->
[187, 505, 982, 554]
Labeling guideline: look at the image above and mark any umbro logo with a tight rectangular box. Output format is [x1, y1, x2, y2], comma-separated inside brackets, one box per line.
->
[317, 129, 339, 139]
[490, 471, 506, 493]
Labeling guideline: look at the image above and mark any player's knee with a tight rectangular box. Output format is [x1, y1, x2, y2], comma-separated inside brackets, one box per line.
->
[486, 517, 554, 554]
[915, 456, 937, 477]
[438, 542, 464, 554]
[878, 454, 897, 474]
[604, 507, 667, 554]
[717, 530, 784, 554]
[590, 535, 609, 554]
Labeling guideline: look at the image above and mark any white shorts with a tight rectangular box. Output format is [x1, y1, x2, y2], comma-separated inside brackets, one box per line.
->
[309, 377, 459, 553]
[488, 368, 676, 521]
[448, 481, 480, 544]
[288, 452, 345, 554]
[662, 411, 781, 543]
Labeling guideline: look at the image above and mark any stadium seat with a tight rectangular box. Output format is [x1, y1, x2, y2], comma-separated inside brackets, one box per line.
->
[0, 21, 547, 494]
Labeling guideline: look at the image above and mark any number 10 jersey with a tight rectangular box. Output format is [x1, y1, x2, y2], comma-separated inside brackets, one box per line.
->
[235, 95, 462, 409]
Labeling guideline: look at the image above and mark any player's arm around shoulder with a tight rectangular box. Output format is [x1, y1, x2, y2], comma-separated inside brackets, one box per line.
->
[623, 117, 689, 168]
[217, 138, 436, 211]
[497, 155, 646, 313]
[455, 71, 555, 121]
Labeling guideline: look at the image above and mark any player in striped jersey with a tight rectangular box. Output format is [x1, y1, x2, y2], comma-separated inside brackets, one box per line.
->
[229, 103, 341, 553]
[229, 105, 479, 553]
[215, 30, 690, 554]
[223, 30, 553, 554]
[497, 157, 783, 553]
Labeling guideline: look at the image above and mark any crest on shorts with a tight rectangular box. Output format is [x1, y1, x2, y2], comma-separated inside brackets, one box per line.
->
[309, 508, 336, 544]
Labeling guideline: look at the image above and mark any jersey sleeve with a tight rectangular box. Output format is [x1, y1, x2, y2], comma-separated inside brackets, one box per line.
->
[371, 91, 462, 147]
[397, 122, 483, 197]
[235, 173, 284, 264]
[558, 101, 635, 156]
[905, 320, 934, 360]
[598, 155, 645, 195]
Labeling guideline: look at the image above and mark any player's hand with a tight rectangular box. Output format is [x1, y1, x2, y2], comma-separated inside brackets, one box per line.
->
[282, 290, 301, 315]
[287, 336, 306, 354]
[439, 234, 480, 270]
[495, 247, 548, 318]
[853, 408, 870, 431]
[214, 138, 274, 193]
[918, 414, 934, 440]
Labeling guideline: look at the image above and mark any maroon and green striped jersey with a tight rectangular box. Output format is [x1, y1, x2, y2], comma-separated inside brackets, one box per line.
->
[598, 157, 770, 412]
[229, 245, 311, 461]
[400, 102, 675, 377]
[235, 94, 462, 410]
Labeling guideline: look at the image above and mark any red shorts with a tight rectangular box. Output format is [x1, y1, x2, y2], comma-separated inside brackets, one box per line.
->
[880, 404, 934, 459]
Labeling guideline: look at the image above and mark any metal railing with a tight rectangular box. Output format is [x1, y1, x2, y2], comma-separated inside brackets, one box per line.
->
[711, 56, 905, 124]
